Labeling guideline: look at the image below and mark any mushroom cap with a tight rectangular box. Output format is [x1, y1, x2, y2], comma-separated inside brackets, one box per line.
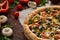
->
[2, 27, 13, 36]
[28, 1, 37, 8]
[0, 15, 8, 23]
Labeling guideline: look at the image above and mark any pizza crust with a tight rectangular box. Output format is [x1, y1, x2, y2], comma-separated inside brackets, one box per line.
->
[23, 5, 60, 40]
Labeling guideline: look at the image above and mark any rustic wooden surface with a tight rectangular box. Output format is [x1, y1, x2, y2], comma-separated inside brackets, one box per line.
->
[7, 9, 28, 40]
[0, 0, 28, 40]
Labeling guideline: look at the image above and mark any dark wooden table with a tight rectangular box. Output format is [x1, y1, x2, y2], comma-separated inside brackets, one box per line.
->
[7, 9, 28, 40]
[0, 0, 28, 40]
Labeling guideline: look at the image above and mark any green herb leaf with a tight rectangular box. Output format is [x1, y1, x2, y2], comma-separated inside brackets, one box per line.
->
[29, 20, 34, 24]
[9, 0, 20, 8]
[9, 3, 15, 8]
[0, 36, 11, 40]
[14, 0, 19, 4]
[38, 0, 46, 6]
[2, 25, 12, 28]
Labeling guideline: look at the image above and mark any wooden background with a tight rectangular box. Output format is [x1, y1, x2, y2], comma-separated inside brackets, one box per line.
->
[0, 0, 28, 40]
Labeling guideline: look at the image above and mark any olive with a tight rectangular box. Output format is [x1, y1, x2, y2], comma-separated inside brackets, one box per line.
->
[58, 27, 60, 29]
[36, 33, 40, 37]
[38, 22, 43, 24]
[39, 26, 45, 32]
[50, 32, 54, 37]
[46, 22, 51, 25]
[52, 11, 57, 13]
[53, 8, 57, 10]
[38, 12, 41, 15]
[48, 19, 52, 21]
[46, 22, 51, 28]
[45, 9, 51, 14]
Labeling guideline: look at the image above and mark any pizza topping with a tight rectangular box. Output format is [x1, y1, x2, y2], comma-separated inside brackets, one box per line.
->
[54, 34, 60, 39]
[56, 29, 60, 33]
[50, 32, 55, 37]
[49, 37, 55, 40]
[58, 10, 60, 13]
[39, 25, 45, 32]
[46, 10, 51, 14]
[28, 8, 60, 39]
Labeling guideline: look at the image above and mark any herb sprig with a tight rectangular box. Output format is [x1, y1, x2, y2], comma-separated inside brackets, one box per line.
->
[38, 0, 47, 6]
[9, 0, 19, 8]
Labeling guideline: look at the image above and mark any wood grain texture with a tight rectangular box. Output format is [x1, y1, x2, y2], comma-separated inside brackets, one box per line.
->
[0, 0, 28, 40]
[7, 9, 28, 40]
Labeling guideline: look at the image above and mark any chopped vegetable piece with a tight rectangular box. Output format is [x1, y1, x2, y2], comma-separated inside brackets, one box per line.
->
[45, 9, 51, 14]
[39, 25, 45, 32]
[29, 20, 34, 24]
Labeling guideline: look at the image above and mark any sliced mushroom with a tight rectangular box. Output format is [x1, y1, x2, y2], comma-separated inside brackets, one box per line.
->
[28, 1, 37, 8]
[0, 15, 8, 23]
[2, 27, 13, 36]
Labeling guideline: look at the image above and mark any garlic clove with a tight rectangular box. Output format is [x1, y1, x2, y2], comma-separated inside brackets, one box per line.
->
[0, 15, 8, 23]
[2, 27, 13, 36]
[28, 1, 37, 8]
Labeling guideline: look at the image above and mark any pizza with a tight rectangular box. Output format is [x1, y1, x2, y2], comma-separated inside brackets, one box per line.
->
[23, 6, 60, 40]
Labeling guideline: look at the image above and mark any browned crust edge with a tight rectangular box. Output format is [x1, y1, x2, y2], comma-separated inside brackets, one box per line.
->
[23, 5, 60, 40]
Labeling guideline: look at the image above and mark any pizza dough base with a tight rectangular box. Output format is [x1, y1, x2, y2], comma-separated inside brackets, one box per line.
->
[23, 6, 60, 40]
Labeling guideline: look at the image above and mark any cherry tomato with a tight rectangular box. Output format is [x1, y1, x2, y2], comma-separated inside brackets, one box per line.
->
[16, 4, 23, 11]
[14, 11, 19, 18]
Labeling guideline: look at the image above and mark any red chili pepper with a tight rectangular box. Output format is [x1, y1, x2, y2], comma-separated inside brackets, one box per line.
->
[35, 23, 39, 26]
[0, 0, 9, 13]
